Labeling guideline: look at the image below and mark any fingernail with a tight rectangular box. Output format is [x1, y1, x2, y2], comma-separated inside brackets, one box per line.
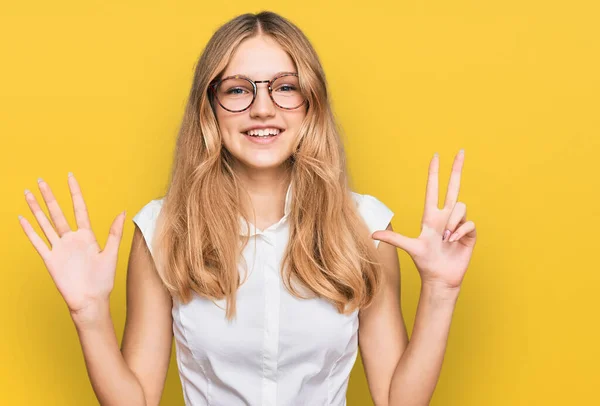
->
[68, 172, 73, 177]
[37, 177, 43, 184]
[24, 189, 30, 195]
[434, 152, 439, 158]
[459, 149, 465, 155]
[18, 215, 23, 220]
[443, 229, 451, 241]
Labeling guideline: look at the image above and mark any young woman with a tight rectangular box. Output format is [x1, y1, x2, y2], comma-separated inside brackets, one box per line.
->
[19, 11, 477, 406]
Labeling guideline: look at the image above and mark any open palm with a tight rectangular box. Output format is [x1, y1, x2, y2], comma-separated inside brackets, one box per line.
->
[372, 150, 477, 290]
[18, 173, 127, 315]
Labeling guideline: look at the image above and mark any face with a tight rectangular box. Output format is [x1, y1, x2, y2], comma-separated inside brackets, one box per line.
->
[213, 35, 307, 173]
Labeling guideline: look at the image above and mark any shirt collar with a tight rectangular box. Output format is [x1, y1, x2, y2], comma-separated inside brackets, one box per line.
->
[239, 180, 293, 237]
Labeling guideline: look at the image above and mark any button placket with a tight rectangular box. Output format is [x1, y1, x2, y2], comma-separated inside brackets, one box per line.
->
[261, 237, 280, 406]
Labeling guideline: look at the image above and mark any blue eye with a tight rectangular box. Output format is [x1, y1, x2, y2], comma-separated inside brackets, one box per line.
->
[276, 85, 297, 92]
[226, 87, 247, 95]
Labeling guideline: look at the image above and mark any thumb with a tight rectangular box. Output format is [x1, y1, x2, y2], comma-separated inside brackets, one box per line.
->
[371, 229, 419, 255]
[103, 210, 127, 256]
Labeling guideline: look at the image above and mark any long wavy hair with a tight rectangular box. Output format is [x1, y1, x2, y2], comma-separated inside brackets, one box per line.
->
[151, 11, 384, 320]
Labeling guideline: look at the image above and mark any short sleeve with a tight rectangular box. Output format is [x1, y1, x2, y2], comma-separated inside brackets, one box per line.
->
[132, 198, 164, 257]
[352, 193, 394, 248]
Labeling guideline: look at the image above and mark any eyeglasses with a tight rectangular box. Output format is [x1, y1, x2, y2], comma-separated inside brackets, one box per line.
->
[209, 72, 307, 113]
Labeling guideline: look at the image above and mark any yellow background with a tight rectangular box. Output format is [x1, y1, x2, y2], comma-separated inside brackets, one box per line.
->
[1, 1, 599, 405]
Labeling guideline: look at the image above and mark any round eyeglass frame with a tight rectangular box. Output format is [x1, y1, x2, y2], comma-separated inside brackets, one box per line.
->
[209, 72, 307, 113]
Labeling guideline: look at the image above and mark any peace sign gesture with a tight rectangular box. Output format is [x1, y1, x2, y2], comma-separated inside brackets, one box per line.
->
[372, 150, 477, 291]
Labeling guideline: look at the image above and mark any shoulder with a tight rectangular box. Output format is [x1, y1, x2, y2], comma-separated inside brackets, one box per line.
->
[132, 198, 165, 256]
[350, 192, 395, 248]
[132, 198, 165, 223]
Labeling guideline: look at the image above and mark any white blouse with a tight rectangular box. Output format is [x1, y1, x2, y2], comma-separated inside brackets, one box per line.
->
[132, 183, 394, 406]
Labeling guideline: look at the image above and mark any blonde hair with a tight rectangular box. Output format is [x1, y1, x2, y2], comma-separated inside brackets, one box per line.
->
[151, 11, 384, 320]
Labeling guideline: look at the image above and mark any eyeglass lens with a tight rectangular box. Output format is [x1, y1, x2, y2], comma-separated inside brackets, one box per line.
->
[215, 75, 305, 111]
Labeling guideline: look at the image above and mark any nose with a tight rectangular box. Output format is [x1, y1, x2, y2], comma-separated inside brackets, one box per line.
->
[249, 82, 276, 118]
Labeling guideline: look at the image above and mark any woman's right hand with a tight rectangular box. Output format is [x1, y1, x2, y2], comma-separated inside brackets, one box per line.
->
[18, 173, 127, 323]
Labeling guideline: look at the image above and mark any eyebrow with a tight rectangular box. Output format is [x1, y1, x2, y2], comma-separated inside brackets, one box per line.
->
[223, 71, 298, 80]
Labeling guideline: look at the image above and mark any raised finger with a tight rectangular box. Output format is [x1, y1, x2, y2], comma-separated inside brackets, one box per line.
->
[24, 189, 60, 246]
[442, 202, 467, 241]
[425, 153, 440, 213]
[37, 178, 72, 237]
[18, 215, 51, 262]
[443, 149, 465, 210]
[67, 173, 92, 230]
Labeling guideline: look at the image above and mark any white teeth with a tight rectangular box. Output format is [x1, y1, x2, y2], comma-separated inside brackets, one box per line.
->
[246, 128, 281, 137]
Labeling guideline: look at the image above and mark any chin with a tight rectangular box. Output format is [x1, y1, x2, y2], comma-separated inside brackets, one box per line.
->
[243, 158, 290, 170]
[237, 153, 293, 170]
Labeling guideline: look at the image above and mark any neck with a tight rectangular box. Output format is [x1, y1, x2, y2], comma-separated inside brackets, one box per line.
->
[234, 160, 293, 228]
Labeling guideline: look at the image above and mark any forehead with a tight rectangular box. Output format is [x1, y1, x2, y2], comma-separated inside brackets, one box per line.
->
[222, 35, 297, 79]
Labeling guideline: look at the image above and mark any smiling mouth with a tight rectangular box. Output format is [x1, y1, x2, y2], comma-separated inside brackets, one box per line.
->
[243, 129, 284, 138]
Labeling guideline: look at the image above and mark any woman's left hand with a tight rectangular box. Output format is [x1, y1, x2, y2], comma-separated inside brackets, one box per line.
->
[372, 150, 477, 292]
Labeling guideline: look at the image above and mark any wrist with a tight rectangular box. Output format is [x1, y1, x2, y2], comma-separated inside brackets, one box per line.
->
[70, 300, 112, 331]
[421, 281, 461, 303]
